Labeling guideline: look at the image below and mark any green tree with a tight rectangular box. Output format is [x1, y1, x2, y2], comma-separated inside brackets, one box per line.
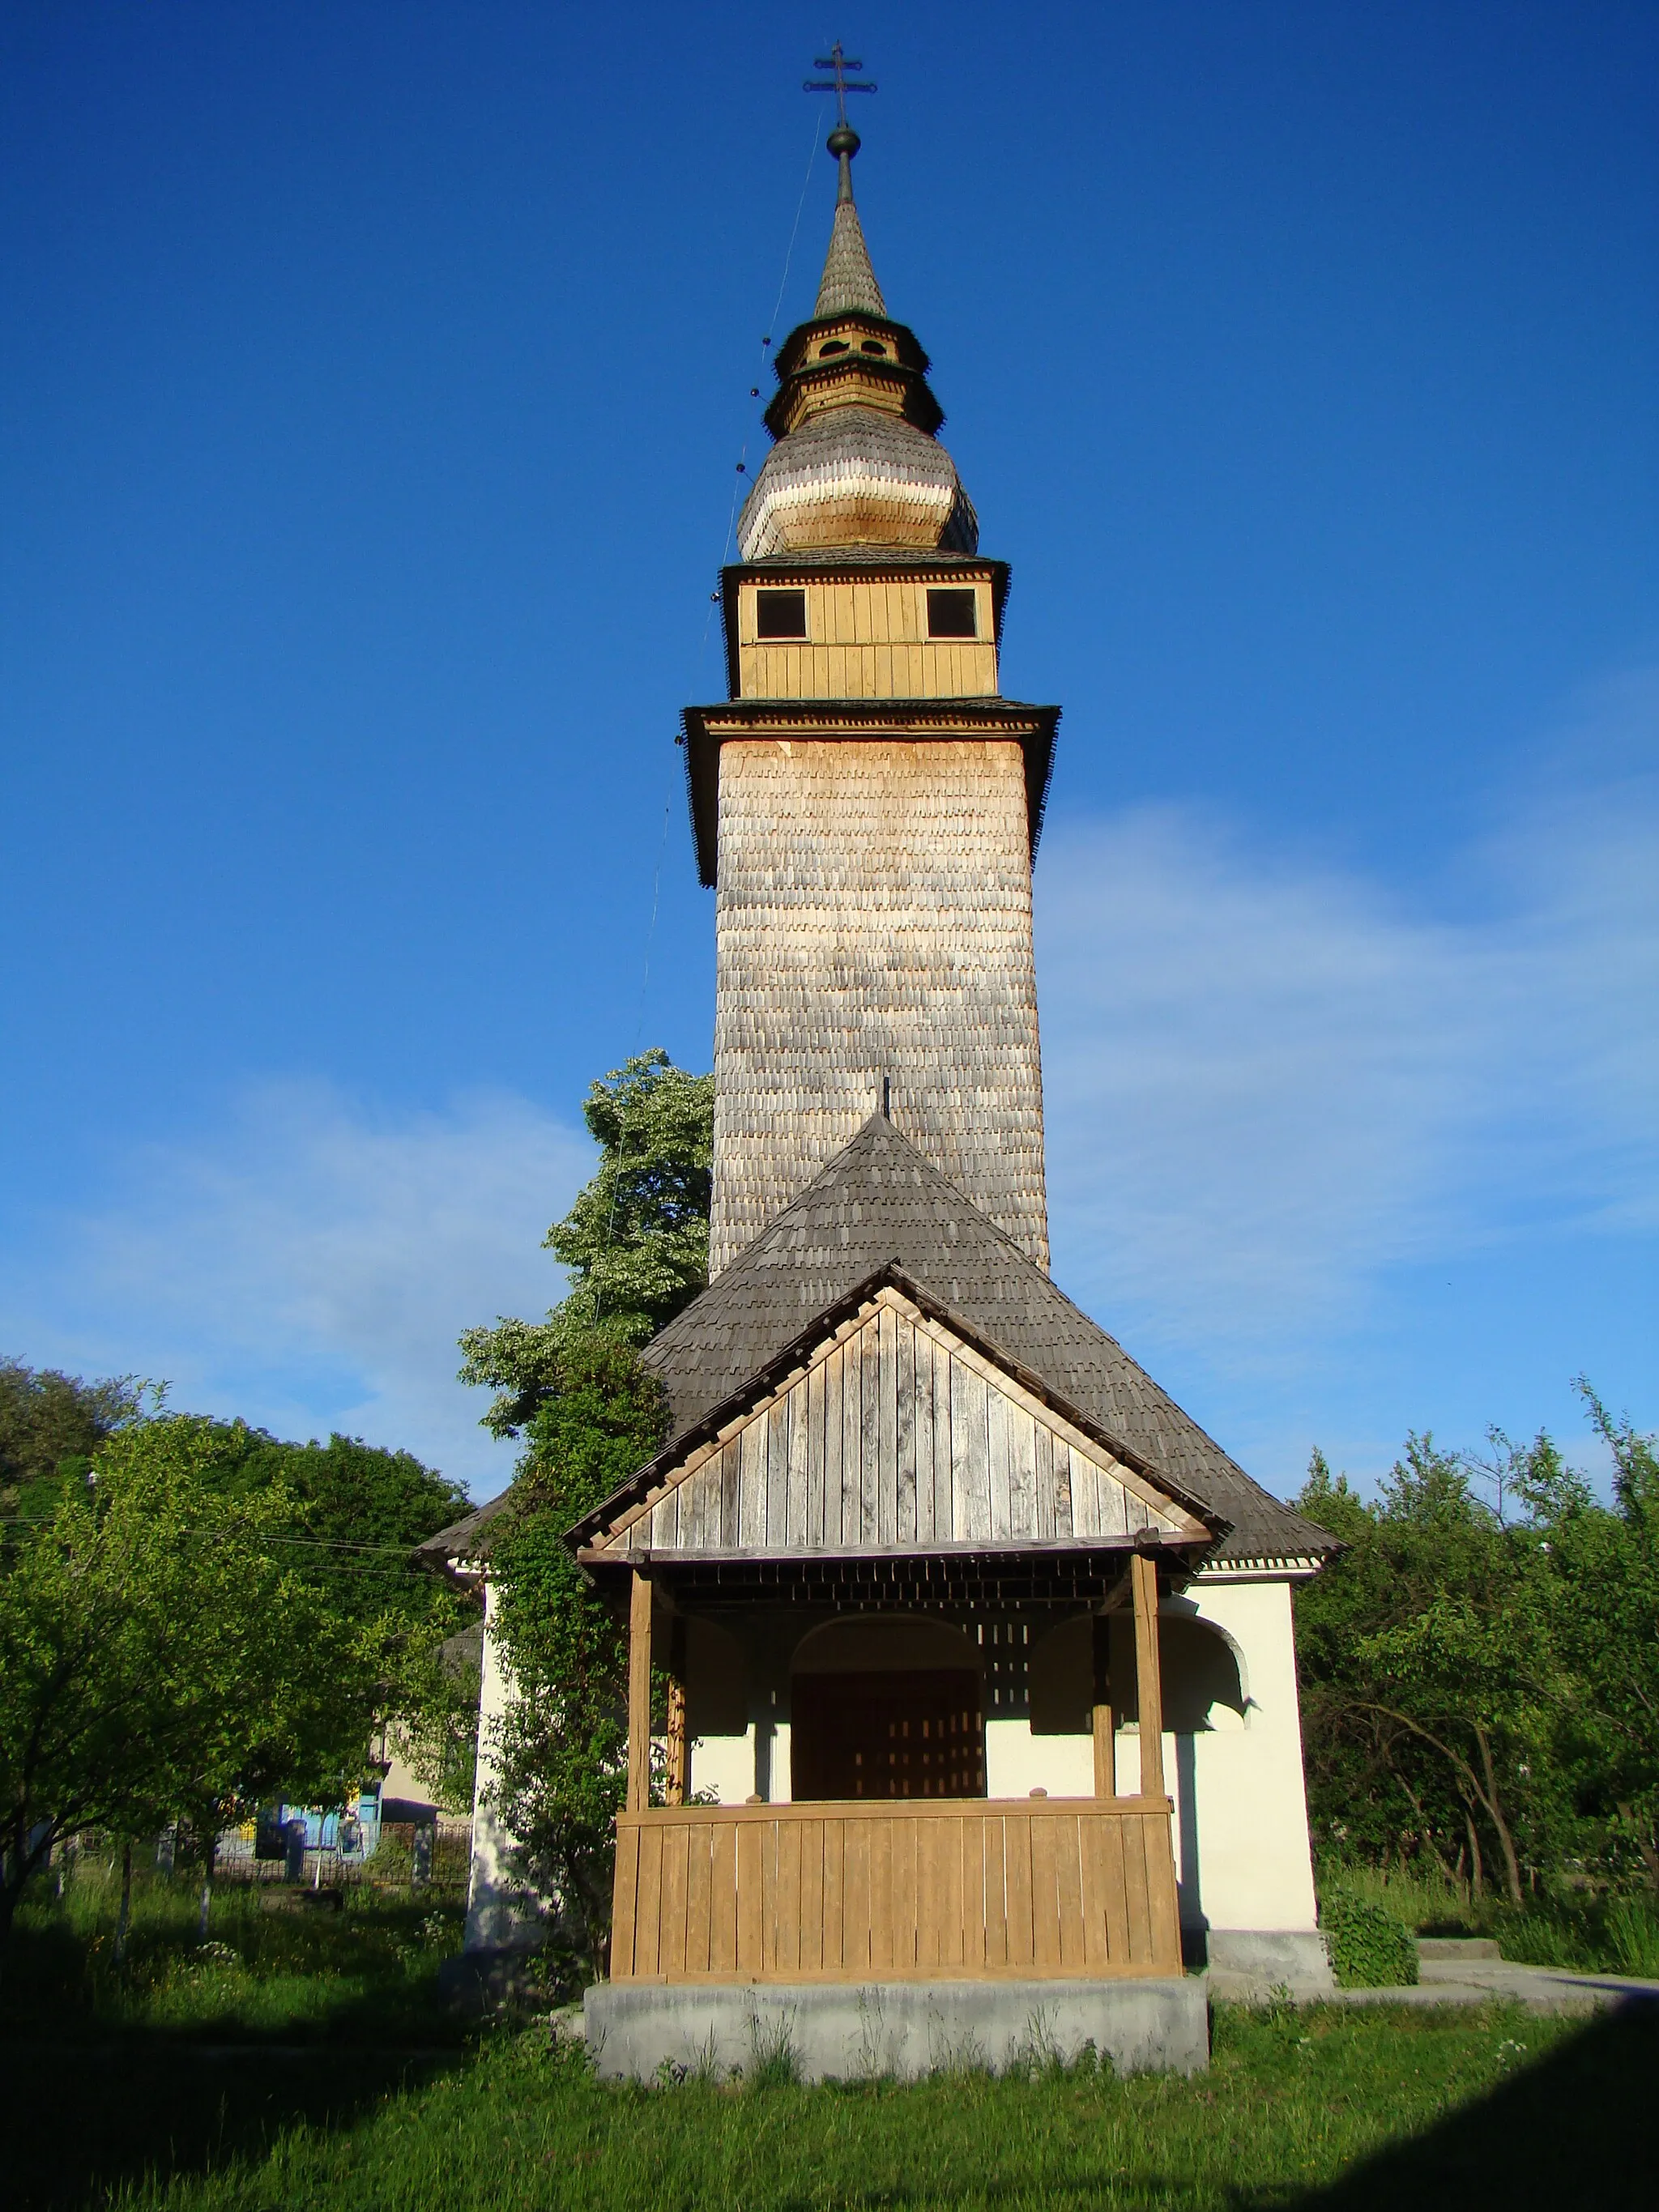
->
[1295, 1399, 1659, 1903]
[177, 1425, 477, 1787]
[0, 1415, 372, 1960]
[458, 1051, 714, 1437]
[1529, 1386, 1659, 1886]
[456, 1049, 712, 1967]
[0, 1357, 143, 1519]
[488, 1340, 671, 1971]
[1294, 1436, 1568, 1902]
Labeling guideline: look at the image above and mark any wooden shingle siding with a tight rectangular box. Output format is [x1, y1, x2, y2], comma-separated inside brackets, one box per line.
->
[710, 739, 1047, 1275]
[615, 1290, 1204, 1559]
[610, 1796, 1183, 1984]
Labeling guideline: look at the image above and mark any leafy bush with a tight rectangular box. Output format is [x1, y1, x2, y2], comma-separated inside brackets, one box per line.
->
[1320, 1891, 1418, 1988]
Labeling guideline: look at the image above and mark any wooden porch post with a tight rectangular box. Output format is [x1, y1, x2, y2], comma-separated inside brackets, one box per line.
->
[1130, 1551, 1166, 1801]
[626, 1566, 653, 1813]
[1091, 1612, 1115, 1797]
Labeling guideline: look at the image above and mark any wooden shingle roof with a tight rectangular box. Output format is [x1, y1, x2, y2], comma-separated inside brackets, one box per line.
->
[639, 1115, 1337, 1569]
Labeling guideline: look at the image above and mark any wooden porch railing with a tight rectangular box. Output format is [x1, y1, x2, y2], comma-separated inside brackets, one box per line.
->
[609, 1794, 1181, 1984]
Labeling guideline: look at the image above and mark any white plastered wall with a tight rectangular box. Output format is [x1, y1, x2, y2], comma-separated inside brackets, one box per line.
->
[463, 1575, 537, 1950]
[1110, 1575, 1319, 1936]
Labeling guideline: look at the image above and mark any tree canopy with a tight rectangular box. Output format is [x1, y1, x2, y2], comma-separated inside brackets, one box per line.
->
[1294, 1387, 1659, 1902]
[0, 1357, 144, 1518]
[0, 1390, 477, 1952]
[0, 1416, 369, 1950]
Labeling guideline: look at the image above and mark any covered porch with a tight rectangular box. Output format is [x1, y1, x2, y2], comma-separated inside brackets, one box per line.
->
[608, 1543, 1187, 1985]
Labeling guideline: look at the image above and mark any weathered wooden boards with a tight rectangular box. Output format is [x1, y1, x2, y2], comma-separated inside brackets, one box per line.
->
[710, 739, 1047, 1276]
[609, 1796, 1183, 1984]
[597, 1288, 1206, 1561]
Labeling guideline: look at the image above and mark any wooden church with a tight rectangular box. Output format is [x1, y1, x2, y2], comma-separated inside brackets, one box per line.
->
[442, 96, 1339, 2077]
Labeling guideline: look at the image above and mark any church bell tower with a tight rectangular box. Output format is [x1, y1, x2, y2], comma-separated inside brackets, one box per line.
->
[689, 116, 1060, 1276]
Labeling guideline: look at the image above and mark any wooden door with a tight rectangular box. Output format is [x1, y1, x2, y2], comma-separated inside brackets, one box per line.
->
[791, 1669, 986, 1800]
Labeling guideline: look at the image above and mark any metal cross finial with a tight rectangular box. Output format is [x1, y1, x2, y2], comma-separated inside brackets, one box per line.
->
[804, 42, 876, 130]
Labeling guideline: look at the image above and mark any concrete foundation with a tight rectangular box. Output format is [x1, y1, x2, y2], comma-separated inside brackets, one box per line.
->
[1204, 1929, 1335, 2001]
[585, 1977, 1209, 2082]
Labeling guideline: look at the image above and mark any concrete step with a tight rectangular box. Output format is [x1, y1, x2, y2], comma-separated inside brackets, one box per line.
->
[1418, 1937, 1503, 1961]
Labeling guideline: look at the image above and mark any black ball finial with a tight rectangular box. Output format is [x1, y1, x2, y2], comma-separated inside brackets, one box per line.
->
[826, 125, 860, 160]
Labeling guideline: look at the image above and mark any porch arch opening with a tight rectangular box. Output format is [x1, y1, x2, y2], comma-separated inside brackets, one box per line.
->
[790, 1616, 986, 1801]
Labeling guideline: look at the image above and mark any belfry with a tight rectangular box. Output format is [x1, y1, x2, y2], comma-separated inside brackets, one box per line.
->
[695, 114, 1054, 1275]
[451, 87, 1340, 2077]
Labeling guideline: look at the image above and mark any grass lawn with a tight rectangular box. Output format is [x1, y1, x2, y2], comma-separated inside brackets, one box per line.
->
[3, 1866, 1655, 2210]
[0, 1860, 471, 2045]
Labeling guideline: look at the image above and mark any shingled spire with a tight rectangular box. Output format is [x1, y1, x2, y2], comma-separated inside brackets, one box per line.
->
[814, 126, 887, 318]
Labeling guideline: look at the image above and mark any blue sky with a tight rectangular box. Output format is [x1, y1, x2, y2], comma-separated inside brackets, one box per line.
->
[2, 2, 1654, 1500]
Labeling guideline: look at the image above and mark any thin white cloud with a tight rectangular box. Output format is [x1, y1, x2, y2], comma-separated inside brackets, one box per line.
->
[3, 1083, 591, 1494]
[6, 679, 1652, 1503]
[1038, 673, 1659, 1370]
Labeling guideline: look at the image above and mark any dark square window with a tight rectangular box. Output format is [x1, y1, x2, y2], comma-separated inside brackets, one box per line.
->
[927, 587, 978, 639]
[755, 588, 808, 640]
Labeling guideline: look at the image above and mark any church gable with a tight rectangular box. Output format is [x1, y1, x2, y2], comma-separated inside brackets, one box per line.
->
[583, 1285, 1212, 1561]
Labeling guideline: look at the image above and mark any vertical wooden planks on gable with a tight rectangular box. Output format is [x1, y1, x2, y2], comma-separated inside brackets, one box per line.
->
[842, 1332, 863, 1549]
[877, 1304, 899, 1546]
[766, 1399, 789, 1549]
[720, 1438, 741, 1549]
[787, 1379, 809, 1548]
[952, 1357, 992, 1541]
[933, 1335, 954, 1541]
[987, 1387, 1013, 1540]
[1053, 1441, 1074, 1539]
[1034, 1422, 1055, 1541]
[895, 1315, 916, 1544]
[1069, 1437, 1100, 1540]
[823, 1343, 845, 1549]
[806, 1355, 826, 1548]
[860, 1319, 881, 1546]
[913, 1326, 936, 1543]
[1097, 1458, 1130, 1539]
[1009, 1409, 1037, 1541]
[740, 1419, 768, 1551]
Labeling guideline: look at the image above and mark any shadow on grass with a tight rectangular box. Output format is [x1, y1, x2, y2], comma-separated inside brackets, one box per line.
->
[0, 2036, 473, 2212]
[0, 1899, 480, 2212]
[1256, 2000, 1659, 2212]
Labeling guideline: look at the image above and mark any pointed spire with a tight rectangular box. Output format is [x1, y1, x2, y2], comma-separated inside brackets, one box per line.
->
[814, 126, 886, 320]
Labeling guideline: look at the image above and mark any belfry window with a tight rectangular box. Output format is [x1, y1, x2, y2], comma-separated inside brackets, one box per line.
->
[926, 588, 978, 639]
[755, 588, 808, 640]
